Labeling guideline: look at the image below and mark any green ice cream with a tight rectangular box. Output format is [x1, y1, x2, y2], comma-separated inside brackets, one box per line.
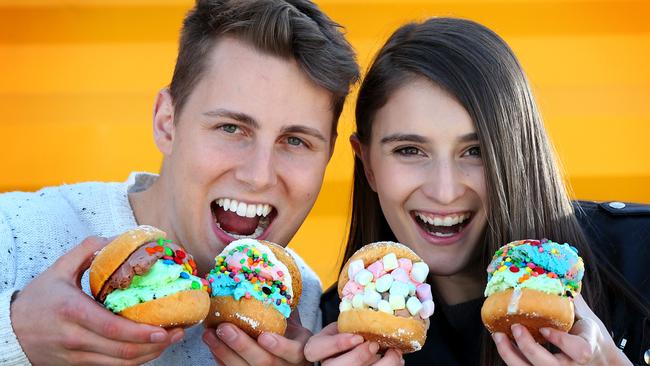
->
[484, 269, 564, 297]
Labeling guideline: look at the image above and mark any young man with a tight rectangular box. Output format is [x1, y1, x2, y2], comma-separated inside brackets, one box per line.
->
[0, 0, 359, 364]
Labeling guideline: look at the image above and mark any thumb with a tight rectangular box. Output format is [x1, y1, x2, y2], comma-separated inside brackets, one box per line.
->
[52, 236, 111, 280]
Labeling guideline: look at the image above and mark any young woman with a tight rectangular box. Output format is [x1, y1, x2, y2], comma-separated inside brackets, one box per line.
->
[305, 17, 649, 365]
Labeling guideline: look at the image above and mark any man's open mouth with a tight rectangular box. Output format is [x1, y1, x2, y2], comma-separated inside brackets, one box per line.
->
[211, 198, 276, 239]
[412, 211, 472, 238]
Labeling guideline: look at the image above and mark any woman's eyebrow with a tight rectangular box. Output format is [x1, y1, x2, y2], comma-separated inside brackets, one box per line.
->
[458, 132, 478, 142]
[380, 133, 429, 144]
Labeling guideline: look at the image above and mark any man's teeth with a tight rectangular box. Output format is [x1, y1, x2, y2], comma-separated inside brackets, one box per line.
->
[415, 212, 470, 226]
[216, 198, 272, 218]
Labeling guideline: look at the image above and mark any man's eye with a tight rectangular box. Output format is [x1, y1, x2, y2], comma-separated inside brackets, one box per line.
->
[220, 124, 238, 133]
[395, 146, 422, 156]
[287, 136, 304, 146]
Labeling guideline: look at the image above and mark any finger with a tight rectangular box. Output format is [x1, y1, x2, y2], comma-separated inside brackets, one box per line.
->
[215, 323, 284, 365]
[572, 294, 609, 336]
[52, 236, 110, 279]
[69, 299, 173, 344]
[285, 309, 310, 343]
[203, 328, 247, 366]
[492, 332, 531, 366]
[65, 349, 164, 366]
[258, 331, 309, 364]
[322, 342, 381, 366]
[304, 329, 364, 362]
[372, 348, 403, 366]
[511, 324, 557, 365]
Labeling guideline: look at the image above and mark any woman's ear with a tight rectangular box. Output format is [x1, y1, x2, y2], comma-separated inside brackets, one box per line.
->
[350, 133, 377, 192]
[152, 88, 175, 156]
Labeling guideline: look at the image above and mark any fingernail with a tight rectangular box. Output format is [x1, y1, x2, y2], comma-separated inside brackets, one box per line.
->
[349, 334, 364, 346]
[150, 331, 166, 343]
[259, 332, 277, 348]
[369, 342, 380, 353]
[492, 332, 505, 345]
[539, 327, 551, 337]
[511, 324, 522, 338]
[216, 325, 237, 342]
[171, 331, 184, 344]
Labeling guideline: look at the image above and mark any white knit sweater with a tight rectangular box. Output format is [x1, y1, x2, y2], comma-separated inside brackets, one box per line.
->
[0, 172, 323, 365]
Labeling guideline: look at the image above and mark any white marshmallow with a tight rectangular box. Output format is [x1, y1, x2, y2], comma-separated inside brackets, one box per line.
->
[406, 296, 422, 316]
[339, 299, 352, 312]
[382, 252, 398, 271]
[347, 259, 364, 280]
[419, 299, 435, 318]
[377, 300, 393, 314]
[389, 294, 405, 310]
[354, 269, 373, 286]
[352, 293, 365, 309]
[375, 274, 394, 293]
[364, 282, 376, 293]
[363, 289, 382, 308]
[411, 262, 429, 283]
[389, 281, 410, 298]
[408, 282, 417, 296]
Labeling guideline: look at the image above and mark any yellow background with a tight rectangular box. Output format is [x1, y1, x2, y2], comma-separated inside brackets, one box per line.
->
[1, 0, 649, 288]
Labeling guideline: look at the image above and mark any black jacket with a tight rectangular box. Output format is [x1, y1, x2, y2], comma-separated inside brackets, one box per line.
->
[320, 200, 650, 365]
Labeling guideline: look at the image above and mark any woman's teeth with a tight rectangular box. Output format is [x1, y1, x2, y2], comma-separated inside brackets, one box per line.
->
[415, 212, 471, 226]
[216, 198, 272, 218]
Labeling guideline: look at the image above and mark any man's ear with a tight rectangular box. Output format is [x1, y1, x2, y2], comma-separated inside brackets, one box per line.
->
[350, 133, 377, 192]
[153, 88, 175, 156]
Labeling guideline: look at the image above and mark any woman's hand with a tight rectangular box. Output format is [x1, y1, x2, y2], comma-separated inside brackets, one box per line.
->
[202, 310, 312, 365]
[304, 322, 404, 366]
[492, 294, 632, 365]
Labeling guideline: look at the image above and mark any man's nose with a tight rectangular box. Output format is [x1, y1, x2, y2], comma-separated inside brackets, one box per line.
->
[234, 144, 278, 191]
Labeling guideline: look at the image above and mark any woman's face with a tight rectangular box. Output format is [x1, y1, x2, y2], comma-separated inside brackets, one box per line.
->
[359, 78, 488, 276]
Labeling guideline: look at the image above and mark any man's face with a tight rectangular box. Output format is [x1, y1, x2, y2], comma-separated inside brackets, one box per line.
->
[155, 37, 334, 272]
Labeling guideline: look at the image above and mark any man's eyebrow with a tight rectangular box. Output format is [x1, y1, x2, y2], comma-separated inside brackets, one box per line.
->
[282, 125, 327, 143]
[380, 133, 429, 144]
[203, 108, 260, 129]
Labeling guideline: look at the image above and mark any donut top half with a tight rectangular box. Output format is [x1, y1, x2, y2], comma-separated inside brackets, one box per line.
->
[340, 242, 434, 321]
[206, 239, 295, 318]
[485, 239, 584, 298]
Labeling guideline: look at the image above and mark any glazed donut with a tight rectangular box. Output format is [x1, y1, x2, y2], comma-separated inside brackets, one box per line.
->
[481, 239, 584, 341]
[337, 242, 434, 353]
[89, 225, 211, 327]
[204, 239, 302, 338]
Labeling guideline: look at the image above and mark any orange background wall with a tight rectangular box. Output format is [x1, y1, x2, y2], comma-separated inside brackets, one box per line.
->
[1, 0, 649, 288]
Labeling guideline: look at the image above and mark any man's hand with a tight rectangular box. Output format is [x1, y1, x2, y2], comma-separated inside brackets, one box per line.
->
[203, 309, 311, 365]
[11, 236, 184, 365]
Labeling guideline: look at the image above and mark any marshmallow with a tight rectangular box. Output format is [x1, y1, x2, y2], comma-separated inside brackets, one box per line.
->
[416, 283, 433, 301]
[354, 269, 373, 286]
[364, 282, 376, 293]
[352, 293, 365, 309]
[347, 259, 364, 280]
[411, 262, 429, 283]
[363, 289, 382, 308]
[377, 300, 393, 314]
[391, 267, 410, 283]
[389, 293, 406, 310]
[342, 281, 363, 297]
[339, 299, 352, 312]
[366, 260, 385, 280]
[375, 274, 394, 293]
[389, 281, 410, 298]
[408, 282, 417, 296]
[398, 258, 413, 272]
[406, 296, 423, 316]
[382, 252, 398, 271]
[419, 299, 435, 318]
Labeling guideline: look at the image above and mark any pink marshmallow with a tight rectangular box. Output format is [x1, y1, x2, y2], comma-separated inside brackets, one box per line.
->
[398, 258, 413, 272]
[391, 267, 410, 283]
[419, 299, 435, 318]
[342, 280, 363, 297]
[416, 283, 432, 301]
[366, 260, 386, 280]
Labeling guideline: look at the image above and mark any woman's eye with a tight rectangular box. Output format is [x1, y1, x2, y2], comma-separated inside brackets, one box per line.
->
[287, 136, 305, 147]
[220, 124, 238, 133]
[395, 146, 423, 156]
[463, 146, 481, 157]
